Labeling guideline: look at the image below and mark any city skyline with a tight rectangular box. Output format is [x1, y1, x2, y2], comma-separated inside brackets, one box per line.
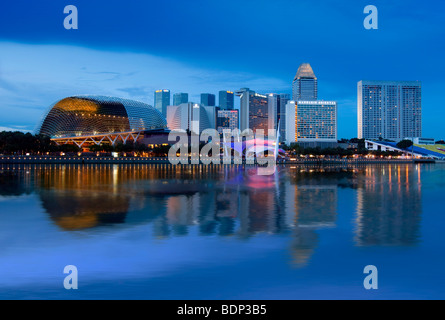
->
[0, 1, 444, 139]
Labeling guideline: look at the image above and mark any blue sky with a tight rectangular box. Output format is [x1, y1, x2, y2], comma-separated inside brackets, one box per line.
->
[0, 0, 444, 138]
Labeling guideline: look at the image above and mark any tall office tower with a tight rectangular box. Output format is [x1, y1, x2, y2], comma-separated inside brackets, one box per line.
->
[173, 93, 189, 106]
[284, 101, 296, 145]
[292, 63, 317, 101]
[268, 94, 279, 133]
[217, 109, 239, 134]
[357, 80, 422, 140]
[295, 100, 337, 146]
[167, 103, 214, 134]
[201, 93, 216, 106]
[219, 90, 234, 110]
[274, 93, 290, 141]
[154, 89, 170, 116]
[235, 88, 269, 133]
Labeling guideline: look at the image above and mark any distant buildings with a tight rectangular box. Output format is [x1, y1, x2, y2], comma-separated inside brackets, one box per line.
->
[154, 89, 170, 116]
[173, 93, 189, 106]
[236, 88, 269, 133]
[292, 63, 317, 101]
[167, 103, 216, 134]
[201, 93, 215, 106]
[217, 109, 239, 134]
[358, 80, 422, 141]
[219, 91, 234, 110]
[284, 101, 296, 145]
[284, 63, 338, 147]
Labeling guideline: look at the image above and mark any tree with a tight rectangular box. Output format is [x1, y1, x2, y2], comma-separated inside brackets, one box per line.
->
[396, 139, 413, 149]
[435, 140, 445, 145]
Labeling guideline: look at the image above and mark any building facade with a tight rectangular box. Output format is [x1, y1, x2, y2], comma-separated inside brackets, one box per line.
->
[154, 89, 170, 116]
[217, 109, 239, 134]
[201, 93, 216, 106]
[167, 103, 215, 135]
[284, 101, 296, 145]
[358, 80, 422, 140]
[236, 88, 269, 134]
[292, 63, 317, 101]
[295, 100, 337, 143]
[173, 93, 189, 106]
[219, 90, 234, 110]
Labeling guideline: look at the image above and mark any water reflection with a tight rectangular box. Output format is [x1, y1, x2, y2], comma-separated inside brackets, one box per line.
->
[0, 163, 424, 266]
[354, 165, 422, 246]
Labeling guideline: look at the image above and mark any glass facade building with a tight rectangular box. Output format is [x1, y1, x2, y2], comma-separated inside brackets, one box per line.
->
[36, 95, 167, 138]
[358, 80, 422, 140]
[154, 89, 170, 117]
[292, 63, 317, 101]
[236, 88, 269, 133]
[219, 91, 234, 110]
[173, 93, 189, 106]
[201, 93, 216, 106]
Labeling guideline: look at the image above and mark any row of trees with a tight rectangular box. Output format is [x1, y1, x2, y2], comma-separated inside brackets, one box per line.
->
[0, 131, 170, 156]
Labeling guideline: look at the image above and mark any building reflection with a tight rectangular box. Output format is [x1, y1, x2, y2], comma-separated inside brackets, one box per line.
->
[0, 163, 424, 262]
[354, 164, 422, 246]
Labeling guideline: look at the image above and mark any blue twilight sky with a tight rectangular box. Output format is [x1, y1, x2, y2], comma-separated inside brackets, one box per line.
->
[0, 0, 444, 139]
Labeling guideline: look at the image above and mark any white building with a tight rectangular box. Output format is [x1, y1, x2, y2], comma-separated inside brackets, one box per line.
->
[358, 80, 422, 140]
[167, 103, 216, 134]
[284, 101, 296, 145]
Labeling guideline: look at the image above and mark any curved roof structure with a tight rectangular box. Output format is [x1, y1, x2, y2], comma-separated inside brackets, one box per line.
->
[294, 63, 317, 81]
[36, 95, 167, 138]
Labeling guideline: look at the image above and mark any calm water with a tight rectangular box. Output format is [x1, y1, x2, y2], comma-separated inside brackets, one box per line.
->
[0, 163, 444, 299]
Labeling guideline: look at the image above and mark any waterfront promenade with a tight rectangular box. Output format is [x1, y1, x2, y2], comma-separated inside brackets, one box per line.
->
[0, 155, 434, 165]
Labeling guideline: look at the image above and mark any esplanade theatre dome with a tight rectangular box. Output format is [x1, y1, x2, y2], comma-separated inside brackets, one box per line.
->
[36, 95, 167, 138]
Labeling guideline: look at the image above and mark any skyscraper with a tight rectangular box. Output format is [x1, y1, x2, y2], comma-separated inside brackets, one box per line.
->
[357, 80, 422, 140]
[219, 90, 234, 110]
[235, 88, 269, 133]
[173, 93, 189, 106]
[292, 63, 317, 101]
[167, 103, 215, 134]
[268, 93, 290, 141]
[154, 89, 170, 116]
[284, 101, 296, 145]
[201, 93, 216, 106]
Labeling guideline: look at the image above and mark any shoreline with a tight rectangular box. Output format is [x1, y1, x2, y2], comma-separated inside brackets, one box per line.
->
[0, 156, 435, 165]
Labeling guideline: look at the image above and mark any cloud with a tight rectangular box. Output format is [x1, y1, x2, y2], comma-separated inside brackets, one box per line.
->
[0, 41, 288, 130]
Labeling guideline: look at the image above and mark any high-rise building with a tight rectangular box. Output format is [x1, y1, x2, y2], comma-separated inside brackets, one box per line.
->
[295, 100, 337, 145]
[267, 93, 290, 141]
[154, 89, 170, 116]
[167, 103, 215, 134]
[357, 80, 422, 140]
[173, 93, 189, 106]
[284, 101, 296, 145]
[217, 109, 239, 134]
[267, 94, 279, 133]
[235, 88, 269, 133]
[201, 93, 216, 106]
[292, 63, 317, 101]
[219, 90, 234, 110]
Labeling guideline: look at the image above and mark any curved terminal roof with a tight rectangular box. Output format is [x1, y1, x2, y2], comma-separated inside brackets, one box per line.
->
[36, 95, 167, 138]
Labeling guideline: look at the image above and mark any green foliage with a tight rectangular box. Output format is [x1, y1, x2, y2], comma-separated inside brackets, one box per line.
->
[0, 131, 59, 154]
[396, 139, 413, 149]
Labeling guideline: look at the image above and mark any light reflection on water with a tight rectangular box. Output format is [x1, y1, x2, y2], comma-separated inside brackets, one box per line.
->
[0, 163, 443, 299]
